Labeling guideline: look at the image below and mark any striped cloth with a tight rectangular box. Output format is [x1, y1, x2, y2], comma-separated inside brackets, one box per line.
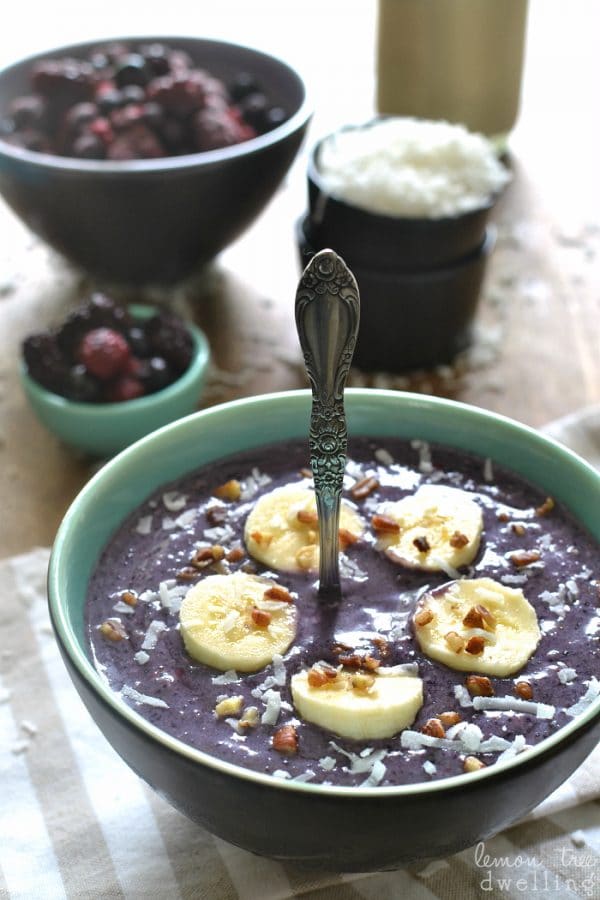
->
[1, 547, 599, 900]
[2, 410, 600, 899]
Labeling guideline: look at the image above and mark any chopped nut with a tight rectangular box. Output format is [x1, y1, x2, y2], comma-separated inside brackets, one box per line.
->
[215, 695, 244, 717]
[514, 680, 533, 700]
[414, 607, 434, 627]
[296, 546, 316, 569]
[449, 531, 469, 548]
[511, 523, 527, 536]
[251, 607, 271, 627]
[463, 756, 486, 773]
[308, 663, 339, 688]
[206, 505, 227, 526]
[121, 590, 138, 607]
[444, 630, 465, 653]
[439, 711, 461, 727]
[351, 671, 376, 692]
[371, 513, 400, 534]
[191, 545, 225, 569]
[413, 535, 431, 553]
[241, 561, 258, 574]
[297, 508, 318, 526]
[338, 527, 358, 550]
[176, 566, 199, 582]
[421, 717, 445, 738]
[299, 467, 313, 479]
[465, 636, 486, 655]
[272, 724, 298, 755]
[466, 675, 494, 697]
[226, 546, 245, 563]
[463, 604, 496, 631]
[214, 479, 242, 502]
[372, 636, 390, 657]
[250, 530, 272, 546]
[510, 549, 542, 567]
[536, 496, 555, 516]
[99, 619, 127, 641]
[350, 475, 380, 500]
[338, 653, 380, 671]
[264, 585, 294, 603]
[238, 706, 260, 728]
[331, 641, 354, 655]
[497, 511, 511, 522]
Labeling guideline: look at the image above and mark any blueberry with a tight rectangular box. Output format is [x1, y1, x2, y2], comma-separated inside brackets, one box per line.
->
[63, 101, 98, 134]
[71, 132, 105, 159]
[121, 84, 145, 104]
[229, 72, 261, 102]
[90, 51, 110, 71]
[265, 105, 287, 131]
[8, 95, 46, 129]
[96, 88, 125, 115]
[140, 43, 171, 77]
[114, 54, 150, 88]
[238, 91, 269, 132]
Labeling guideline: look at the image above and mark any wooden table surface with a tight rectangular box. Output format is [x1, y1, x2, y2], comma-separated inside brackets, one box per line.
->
[0, 0, 598, 559]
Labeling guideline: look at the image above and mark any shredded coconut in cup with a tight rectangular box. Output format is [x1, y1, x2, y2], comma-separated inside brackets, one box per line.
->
[316, 117, 511, 219]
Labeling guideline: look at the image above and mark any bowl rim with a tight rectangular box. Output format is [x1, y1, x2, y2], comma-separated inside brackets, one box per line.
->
[48, 388, 600, 798]
[19, 303, 210, 414]
[0, 34, 313, 174]
[307, 118, 500, 226]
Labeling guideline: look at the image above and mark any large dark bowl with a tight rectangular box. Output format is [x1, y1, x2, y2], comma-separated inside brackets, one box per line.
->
[297, 215, 494, 372]
[0, 36, 311, 284]
[48, 390, 600, 871]
[307, 129, 496, 272]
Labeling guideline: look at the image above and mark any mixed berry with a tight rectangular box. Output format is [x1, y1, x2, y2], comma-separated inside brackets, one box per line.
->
[1, 41, 287, 159]
[22, 293, 195, 403]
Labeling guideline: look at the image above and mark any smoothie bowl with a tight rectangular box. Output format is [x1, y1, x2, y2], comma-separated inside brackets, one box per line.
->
[48, 390, 600, 870]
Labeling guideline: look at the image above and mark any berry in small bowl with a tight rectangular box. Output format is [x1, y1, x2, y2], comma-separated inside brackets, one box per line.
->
[19, 293, 210, 457]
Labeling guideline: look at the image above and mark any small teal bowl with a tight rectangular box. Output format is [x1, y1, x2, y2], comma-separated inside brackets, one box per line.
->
[19, 305, 210, 457]
[48, 390, 600, 870]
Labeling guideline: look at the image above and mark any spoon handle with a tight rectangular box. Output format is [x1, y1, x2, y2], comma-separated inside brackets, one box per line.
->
[295, 249, 360, 595]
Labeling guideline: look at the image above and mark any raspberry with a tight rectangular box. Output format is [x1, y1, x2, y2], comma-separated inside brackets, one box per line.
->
[77, 327, 131, 380]
[104, 375, 145, 402]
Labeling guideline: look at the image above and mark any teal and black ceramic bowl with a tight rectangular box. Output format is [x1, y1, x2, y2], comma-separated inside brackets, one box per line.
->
[48, 390, 600, 870]
[20, 305, 210, 457]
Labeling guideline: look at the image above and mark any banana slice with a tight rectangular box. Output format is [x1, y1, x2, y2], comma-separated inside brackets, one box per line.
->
[179, 572, 297, 672]
[244, 484, 363, 573]
[413, 576, 541, 676]
[374, 484, 483, 572]
[291, 665, 423, 740]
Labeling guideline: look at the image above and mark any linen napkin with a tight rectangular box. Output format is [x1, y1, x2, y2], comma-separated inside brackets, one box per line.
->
[1, 410, 599, 900]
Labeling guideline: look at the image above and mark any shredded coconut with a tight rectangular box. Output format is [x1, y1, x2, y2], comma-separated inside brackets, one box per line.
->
[272, 769, 291, 779]
[162, 491, 188, 512]
[454, 684, 474, 707]
[472, 696, 555, 719]
[329, 742, 388, 774]
[121, 684, 169, 708]
[558, 668, 577, 685]
[566, 678, 600, 717]
[483, 458, 494, 483]
[112, 600, 136, 615]
[135, 515, 153, 535]
[134, 650, 150, 665]
[317, 117, 510, 218]
[222, 610, 240, 634]
[377, 662, 419, 677]
[291, 771, 316, 783]
[374, 447, 394, 466]
[318, 755, 337, 772]
[141, 620, 168, 650]
[211, 669, 240, 685]
[260, 690, 282, 725]
[496, 734, 527, 763]
[411, 439, 433, 474]
[422, 760, 437, 775]
[20, 720, 38, 737]
[360, 759, 387, 787]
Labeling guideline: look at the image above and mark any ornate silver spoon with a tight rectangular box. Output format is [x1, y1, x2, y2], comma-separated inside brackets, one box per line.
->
[295, 249, 360, 596]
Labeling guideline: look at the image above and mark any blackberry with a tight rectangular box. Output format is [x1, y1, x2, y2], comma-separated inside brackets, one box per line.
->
[8, 95, 46, 129]
[139, 355, 174, 392]
[114, 54, 150, 89]
[127, 325, 150, 357]
[22, 332, 70, 394]
[229, 72, 260, 103]
[145, 312, 194, 373]
[64, 364, 101, 401]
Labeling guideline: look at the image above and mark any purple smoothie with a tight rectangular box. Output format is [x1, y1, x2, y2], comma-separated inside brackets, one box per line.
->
[85, 437, 600, 786]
